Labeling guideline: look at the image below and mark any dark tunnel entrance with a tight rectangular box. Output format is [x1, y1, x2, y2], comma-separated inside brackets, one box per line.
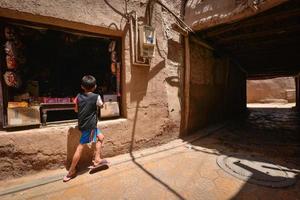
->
[187, 1, 300, 196]
[193, 0, 300, 141]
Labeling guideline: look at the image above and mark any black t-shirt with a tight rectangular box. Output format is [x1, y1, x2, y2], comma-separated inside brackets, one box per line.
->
[77, 92, 99, 131]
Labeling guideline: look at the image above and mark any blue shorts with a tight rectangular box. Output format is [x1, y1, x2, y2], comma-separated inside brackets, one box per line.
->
[80, 128, 102, 144]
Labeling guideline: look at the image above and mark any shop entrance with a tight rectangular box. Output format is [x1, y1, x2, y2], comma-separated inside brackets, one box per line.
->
[0, 22, 122, 128]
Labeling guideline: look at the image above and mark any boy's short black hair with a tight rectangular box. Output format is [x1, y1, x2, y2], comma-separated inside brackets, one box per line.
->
[81, 75, 96, 90]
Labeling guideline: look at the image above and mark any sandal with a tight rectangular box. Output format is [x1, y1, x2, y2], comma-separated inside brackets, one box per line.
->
[88, 160, 109, 169]
[63, 171, 77, 182]
[92, 159, 108, 168]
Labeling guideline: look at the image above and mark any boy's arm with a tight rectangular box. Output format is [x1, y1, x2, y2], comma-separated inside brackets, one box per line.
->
[96, 95, 104, 108]
[73, 96, 78, 113]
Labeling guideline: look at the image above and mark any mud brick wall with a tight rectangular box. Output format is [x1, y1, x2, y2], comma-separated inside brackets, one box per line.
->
[188, 36, 246, 133]
[0, 0, 185, 180]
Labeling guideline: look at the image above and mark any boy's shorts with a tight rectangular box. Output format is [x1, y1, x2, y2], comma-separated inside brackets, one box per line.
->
[80, 128, 102, 144]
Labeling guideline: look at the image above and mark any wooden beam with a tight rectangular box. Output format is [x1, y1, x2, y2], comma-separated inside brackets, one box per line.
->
[247, 72, 298, 79]
[202, 6, 300, 38]
[217, 25, 300, 44]
[227, 44, 300, 55]
[182, 35, 191, 135]
[216, 34, 300, 50]
[0, 8, 124, 37]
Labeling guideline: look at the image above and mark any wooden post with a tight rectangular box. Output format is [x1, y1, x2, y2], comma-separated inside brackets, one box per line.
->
[182, 35, 191, 136]
[296, 74, 300, 110]
[0, 24, 8, 128]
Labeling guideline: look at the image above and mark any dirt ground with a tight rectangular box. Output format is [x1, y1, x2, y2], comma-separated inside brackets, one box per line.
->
[0, 103, 299, 200]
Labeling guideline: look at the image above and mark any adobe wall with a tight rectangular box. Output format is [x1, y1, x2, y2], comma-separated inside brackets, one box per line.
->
[0, 0, 185, 179]
[188, 36, 246, 133]
[247, 77, 296, 103]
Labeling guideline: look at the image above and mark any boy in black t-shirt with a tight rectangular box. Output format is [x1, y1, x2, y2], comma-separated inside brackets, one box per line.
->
[64, 75, 107, 182]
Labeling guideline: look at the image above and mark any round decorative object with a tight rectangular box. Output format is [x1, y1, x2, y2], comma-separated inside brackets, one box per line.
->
[4, 71, 21, 88]
[6, 55, 17, 69]
[216, 154, 296, 188]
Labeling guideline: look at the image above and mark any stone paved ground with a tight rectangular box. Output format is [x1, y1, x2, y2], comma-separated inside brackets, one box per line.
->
[0, 104, 299, 200]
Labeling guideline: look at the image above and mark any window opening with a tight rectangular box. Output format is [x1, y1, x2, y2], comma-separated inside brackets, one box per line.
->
[0, 22, 122, 127]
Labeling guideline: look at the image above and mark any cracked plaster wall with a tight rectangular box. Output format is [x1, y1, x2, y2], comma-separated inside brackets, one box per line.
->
[188, 35, 246, 132]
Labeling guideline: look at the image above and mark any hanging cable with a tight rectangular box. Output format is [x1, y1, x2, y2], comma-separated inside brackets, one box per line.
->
[151, 0, 214, 50]
[152, 0, 194, 33]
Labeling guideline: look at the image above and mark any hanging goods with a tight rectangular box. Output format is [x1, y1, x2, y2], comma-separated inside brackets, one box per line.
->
[116, 63, 121, 96]
[111, 51, 117, 62]
[4, 71, 21, 88]
[108, 41, 116, 52]
[4, 41, 17, 57]
[6, 55, 17, 69]
[111, 63, 116, 74]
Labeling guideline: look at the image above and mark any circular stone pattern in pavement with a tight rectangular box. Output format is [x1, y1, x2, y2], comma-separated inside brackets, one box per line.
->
[217, 155, 296, 188]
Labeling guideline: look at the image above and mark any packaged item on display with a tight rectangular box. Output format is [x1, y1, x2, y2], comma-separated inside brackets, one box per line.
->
[29, 100, 40, 106]
[14, 93, 30, 101]
[100, 102, 120, 118]
[39, 97, 71, 104]
[4, 71, 21, 88]
[7, 106, 40, 126]
[57, 98, 71, 103]
[39, 97, 58, 104]
[8, 101, 29, 108]
[6, 55, 17, 69]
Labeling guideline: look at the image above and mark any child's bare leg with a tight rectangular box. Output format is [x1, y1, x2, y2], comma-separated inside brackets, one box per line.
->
[94, 134, 104, 165]
[68, 144, 84, 175]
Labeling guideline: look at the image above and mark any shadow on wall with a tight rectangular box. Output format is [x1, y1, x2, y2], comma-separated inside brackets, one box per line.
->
[166, 38, 184, 90]
[126, 28, 186, 200]
[65, 62, 167, 172]
[127, 60, 165, 103]
[127, 59, 166, 151]
[167, 39, 182, 63]
[165, 76, 180, 88]
[63, 1, 188, 198]
[127, 66, 150, 103]
[66, 126, 95, 171]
